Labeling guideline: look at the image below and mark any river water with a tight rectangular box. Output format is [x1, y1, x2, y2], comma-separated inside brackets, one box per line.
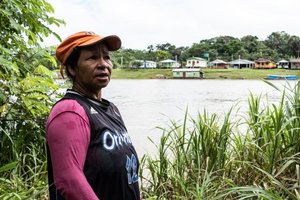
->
[100, 79, 295, 157]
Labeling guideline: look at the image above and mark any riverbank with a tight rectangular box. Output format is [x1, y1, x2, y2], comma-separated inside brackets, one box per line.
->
[111, 68, 300, 79]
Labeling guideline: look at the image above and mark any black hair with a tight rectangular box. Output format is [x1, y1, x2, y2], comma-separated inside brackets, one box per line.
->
[64, 47, 82, 79]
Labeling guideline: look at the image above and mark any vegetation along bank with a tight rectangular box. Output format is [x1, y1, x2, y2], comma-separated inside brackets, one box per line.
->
[111, 68, 300, 80]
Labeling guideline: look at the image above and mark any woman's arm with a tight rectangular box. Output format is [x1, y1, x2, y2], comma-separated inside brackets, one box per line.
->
[46, 100, 98, 200]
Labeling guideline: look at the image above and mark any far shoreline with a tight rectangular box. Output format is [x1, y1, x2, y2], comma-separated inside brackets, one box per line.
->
[53, 68, 300, 80]
[111, 68, 300, 80]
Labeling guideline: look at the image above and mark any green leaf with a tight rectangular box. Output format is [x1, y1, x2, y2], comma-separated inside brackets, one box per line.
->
[34, 64, 55, 77]
[0, 161, 18, 173]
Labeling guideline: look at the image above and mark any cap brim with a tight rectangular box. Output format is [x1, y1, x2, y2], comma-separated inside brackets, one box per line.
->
[79, 35, 121, 51]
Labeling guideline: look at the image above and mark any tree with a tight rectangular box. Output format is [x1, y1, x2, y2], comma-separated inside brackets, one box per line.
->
[288, 35, 300, 58]
[156, 43, 183, 61]
[147, 45, 155, 53]
[264, 31, 290, 58]
[156, 43, 174, 51]
[172, 46, 187, 62]
[155, 50, 171, 62]
[111, 48, 137, 68]
[0, 0, 64, 198]
[241, 35, 260, 54]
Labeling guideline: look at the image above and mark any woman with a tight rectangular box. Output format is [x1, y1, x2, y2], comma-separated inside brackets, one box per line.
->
[46, 31, 140, 200]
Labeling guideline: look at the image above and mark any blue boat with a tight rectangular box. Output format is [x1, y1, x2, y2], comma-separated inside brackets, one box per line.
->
[265, 75, 297, 80]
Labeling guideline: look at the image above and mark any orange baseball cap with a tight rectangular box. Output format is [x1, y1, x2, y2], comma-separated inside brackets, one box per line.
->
[56, 31, 121, 78]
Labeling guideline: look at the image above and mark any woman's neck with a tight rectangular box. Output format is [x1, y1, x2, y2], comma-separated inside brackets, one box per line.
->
[72, 85, 101, 101]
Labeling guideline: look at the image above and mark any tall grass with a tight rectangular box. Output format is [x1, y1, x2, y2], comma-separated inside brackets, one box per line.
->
[140, 80, 300, 200]
[0, 120, 48, 199]
[0, 70, 57, 199]
[140, 108, 236, 199]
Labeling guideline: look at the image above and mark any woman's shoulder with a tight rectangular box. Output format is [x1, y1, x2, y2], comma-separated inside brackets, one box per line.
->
[53, 99, 85, 113]
[47, 99, 88, 123]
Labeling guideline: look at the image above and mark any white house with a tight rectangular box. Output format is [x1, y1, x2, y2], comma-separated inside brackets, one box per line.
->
[135, 60, 157, 69]
[228, 59, 255, 69]
[277, 59, 289, 69]
[186, 57, 207, 68]
[210, 59, 228, 69]
[159, 59, 180, 68]
[290, 58, 300, 70]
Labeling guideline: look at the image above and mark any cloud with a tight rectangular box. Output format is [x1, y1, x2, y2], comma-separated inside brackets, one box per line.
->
[44, 0, 300, 49]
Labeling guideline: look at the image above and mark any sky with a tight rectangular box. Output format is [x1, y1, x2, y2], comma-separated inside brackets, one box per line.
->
[43, 0, 299, 50]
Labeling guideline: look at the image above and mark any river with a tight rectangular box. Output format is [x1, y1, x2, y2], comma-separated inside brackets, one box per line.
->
[100, 79, 295, 157]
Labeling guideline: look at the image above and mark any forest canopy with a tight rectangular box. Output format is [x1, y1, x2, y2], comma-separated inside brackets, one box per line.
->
[112, 31, 300, 68]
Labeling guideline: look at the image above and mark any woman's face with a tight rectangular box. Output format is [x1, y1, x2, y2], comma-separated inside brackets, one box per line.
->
[70, 43, 113, 97]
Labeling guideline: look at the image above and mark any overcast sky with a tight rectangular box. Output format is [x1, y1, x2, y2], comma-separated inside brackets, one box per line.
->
[44, 0, 299, 50]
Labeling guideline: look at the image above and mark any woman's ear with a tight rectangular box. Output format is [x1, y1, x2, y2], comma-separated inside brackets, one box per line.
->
[66, 65, 76, 77]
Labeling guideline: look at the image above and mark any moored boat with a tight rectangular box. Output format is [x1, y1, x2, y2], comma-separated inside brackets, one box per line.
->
[265, 75, 297, 80]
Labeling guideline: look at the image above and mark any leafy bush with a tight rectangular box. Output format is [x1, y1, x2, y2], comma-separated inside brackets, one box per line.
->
[0, 0, 64, 198]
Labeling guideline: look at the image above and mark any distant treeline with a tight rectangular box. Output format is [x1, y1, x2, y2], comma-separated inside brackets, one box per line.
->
[112, 31, 300, 68]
